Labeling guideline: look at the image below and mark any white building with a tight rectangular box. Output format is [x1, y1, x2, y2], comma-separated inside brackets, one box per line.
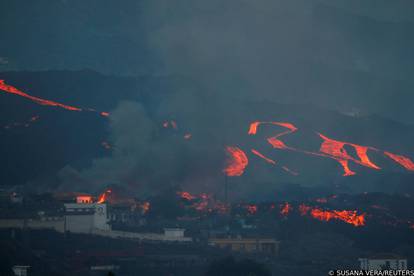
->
[359, 254, 407, 270]
[12, 266, 30, 276]
[0, 201, 191, 242]
[64, 203, 111, 233]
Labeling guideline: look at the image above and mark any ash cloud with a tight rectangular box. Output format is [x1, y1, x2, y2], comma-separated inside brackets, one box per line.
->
[58, 100, 225, 196]
[141, 0, 414, 124]
[2, 0, 413, 123]
[53, 0, 414, 196]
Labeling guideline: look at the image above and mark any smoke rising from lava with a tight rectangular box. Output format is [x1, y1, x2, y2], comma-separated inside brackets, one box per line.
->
[58, 100, 224, 195]
[50, 1, 414, 197]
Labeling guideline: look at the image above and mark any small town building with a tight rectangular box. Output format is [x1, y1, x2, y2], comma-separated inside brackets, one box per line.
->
[359, 254, 407, 270]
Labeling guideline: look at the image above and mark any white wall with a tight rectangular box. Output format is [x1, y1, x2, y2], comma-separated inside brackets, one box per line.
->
[93, 204, 110, 231]
[64, 203, 110, 233]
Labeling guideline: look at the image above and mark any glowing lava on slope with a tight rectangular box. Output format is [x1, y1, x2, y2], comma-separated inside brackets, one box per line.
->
[176, 192, 366, 227]
[251, 149, 276, 165]
[224, 146, 249, 176]
[311, 209, 366, 227]
[384, 152, 414, 171]
[317, 133, 381, 176]
[298, 204, 366, 227]
[231, 120, 414, 177]
[0, 80, 109, 117]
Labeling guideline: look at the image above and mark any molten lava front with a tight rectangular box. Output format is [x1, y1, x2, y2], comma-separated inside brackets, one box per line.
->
[384, 152, 414, 171]
[226, 120, 414, 177]
[224, 146, 249, 176]
[308, 208, 365, 227]
[0, 80, 109, 117]
[251, 149, 276, 165]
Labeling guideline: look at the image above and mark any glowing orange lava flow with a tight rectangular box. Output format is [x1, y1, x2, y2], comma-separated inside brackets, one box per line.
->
[0, 80, 109, 117]
[97, 189, 112, 204]
[224, 146, 249, 176]
[299, 204, 365, 227]
[247, 120, 414, 176]
[310, 209, 366, 227]
[248, 121, 297, 136]
[248, 121, 297, 150]
[251, 149, 276, 165]
[229, 120, 413, 177]
[317, 133, 380, 176]
[384, 152, 414, 171]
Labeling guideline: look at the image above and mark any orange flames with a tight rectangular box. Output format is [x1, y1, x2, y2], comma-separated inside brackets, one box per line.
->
[0, 80, 109, 117]
[97, 189, 112, 204]
[178, 191, 217, 212]
[224, 146, 249, 176]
